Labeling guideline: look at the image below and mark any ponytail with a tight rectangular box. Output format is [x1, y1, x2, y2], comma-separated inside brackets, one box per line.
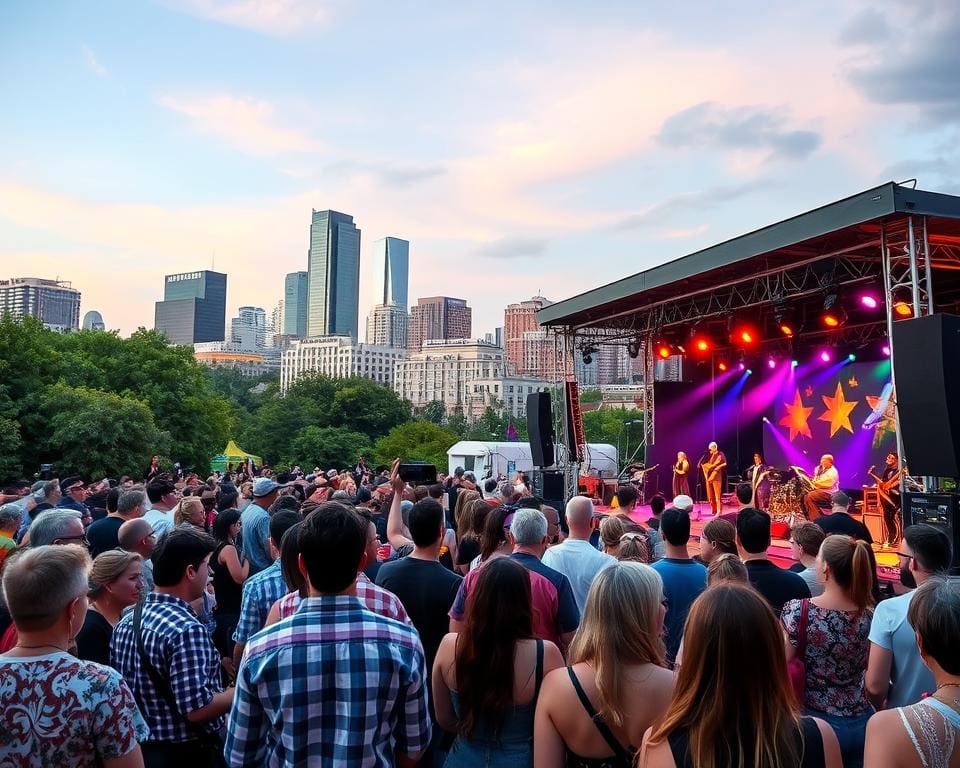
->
[820, 534, 876, 611]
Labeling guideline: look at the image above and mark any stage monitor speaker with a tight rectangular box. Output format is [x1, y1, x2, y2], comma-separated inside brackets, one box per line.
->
[892, 314, 960, 477]
[531, 469, 566, 529]
[904, 491, 960, 571]
[527, 392, 555, 468]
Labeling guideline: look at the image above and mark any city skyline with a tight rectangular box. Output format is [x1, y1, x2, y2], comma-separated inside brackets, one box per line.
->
[2, 2, 958, 337]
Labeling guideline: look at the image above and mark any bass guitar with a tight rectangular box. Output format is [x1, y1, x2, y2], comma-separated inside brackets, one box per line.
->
[867, 464, 905, 508]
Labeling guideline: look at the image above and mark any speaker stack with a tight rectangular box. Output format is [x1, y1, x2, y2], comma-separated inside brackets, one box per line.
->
[526, 391, 555, 468]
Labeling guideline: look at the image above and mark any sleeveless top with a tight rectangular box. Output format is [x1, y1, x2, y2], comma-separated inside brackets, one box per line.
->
[667, 717, 825, 768]
[565, 667, 635, 768]
[446, 640, 544, 768]
[896, 697, 960, 768]
[212, 542, 243, 614]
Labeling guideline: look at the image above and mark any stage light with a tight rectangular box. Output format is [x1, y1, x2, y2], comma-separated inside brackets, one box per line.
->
[656, 342, 672, 359]
[717, 361, 728, 372]
[627, 339, 641, 358]
[779, 321, 796, 337]
[731, 322, 760, 348]
[882, 344, 891, 356]
[791, 359, 799, 368]
[581, 344, 597, 365]
[746, 368, 753, 376]
[738, 362, 746, 371]
[847, 353, 856, 362]
[819, 350, 832, 363]
[821, 306, 848, 328]
[773, 300, 797, 337]
[893, 301, 913, 318]
[762, 416, 770, 423]
[859, 293, 879, 310]
[767, 357, 777, 369]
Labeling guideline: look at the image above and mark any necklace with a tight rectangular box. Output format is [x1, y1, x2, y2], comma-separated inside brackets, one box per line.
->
[14, 643, 69, 653]
[933, 682, 960, 709]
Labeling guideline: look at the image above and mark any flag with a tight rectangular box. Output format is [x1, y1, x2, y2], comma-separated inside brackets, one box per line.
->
[506, 421, 519, 441]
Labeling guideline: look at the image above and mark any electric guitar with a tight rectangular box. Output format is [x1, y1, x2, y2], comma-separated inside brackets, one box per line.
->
[630, 464, 659, 483]
[867, 464, 905, 507]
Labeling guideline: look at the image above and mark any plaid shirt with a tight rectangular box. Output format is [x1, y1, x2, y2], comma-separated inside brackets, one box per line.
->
[233, 560, 287, 644]
[111, 592, 224, 742]
[224, 595, 431, 767]
[276, 573, 412, 626]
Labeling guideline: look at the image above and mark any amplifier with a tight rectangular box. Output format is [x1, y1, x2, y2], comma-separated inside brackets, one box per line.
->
[904, 492, 960, 571]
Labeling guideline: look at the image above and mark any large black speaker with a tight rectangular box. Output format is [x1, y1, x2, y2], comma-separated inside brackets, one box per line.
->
[892, 314, 960, 477]
[527, 392, 555, 468]
[904, 491, 960, 571]
[531, 470, 566, 527]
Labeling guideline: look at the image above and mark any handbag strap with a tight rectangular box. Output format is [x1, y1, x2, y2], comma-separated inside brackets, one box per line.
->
[567, 666, 634, 762]
[796, 598, 810, 659]
[133, 598, 210, 742]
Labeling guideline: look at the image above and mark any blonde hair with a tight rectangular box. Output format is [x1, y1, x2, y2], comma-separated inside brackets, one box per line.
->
[454, 489, 481, 532]
[174, 497, 205, 528]
[1, 545, 91, 631]
[89, 549, 142, 599]
[568, 563, 666, 727]
[707, 553, 748, 585]
[599, 515, 626, 551]
[820, 534, 875, 611]
[617, 532, 650, 563]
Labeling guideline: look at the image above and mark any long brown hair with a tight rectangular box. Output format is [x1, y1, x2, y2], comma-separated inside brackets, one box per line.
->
[458, 498, 489, 542]
[648, 584, 804, 768]
[479, 506, 511, 560]
[569, 563, 666, 726]
[454, 490, 481, 532]
[453, 557, 533, 738]
[820, 534, 875, 611]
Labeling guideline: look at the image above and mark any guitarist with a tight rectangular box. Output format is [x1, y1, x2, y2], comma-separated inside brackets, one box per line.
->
[869, 452, 903, 547]
[702, 441, 727, 516]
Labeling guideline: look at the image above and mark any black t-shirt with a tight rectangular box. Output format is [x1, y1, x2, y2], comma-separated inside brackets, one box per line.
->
[75, 609, 113, 667]
[455, 535, 480, 567]
[375, 557, 462, 670]
[86, 516, 125, 558]
[815, 512, 873, 544]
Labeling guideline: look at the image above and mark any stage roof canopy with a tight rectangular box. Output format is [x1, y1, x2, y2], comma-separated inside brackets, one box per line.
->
[538, 182, 960, 342]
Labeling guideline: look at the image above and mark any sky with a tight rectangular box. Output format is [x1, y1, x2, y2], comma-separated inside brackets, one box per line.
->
[2, 0, 959, 338]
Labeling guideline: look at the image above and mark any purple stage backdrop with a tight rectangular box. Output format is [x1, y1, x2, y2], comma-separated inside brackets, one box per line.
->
[647, 358, 896, 500]
[762, 359, 897, 489]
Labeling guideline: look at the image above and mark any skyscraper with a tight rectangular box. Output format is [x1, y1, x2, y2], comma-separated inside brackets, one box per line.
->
[407, 296, 472, 352]
[504, 296, 563, 380]
[370, 237, 409, 309]
[283, 271, 308, 337]
[307, 210, 360, 340]
[82, 310, 105, 331]
[0, 277, 81, 331]
[154, 270, 227, 344]
[365, 303, 408, 347]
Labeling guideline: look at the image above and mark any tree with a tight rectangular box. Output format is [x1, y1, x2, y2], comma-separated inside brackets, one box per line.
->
[447, 411, 469, 437]
[282, 426, 371, 470]
[418, 400, 447, 425]
[582, 408, 644, 461]
[331, 378, 411, 440]
[38, 383, 167, 479]
[372, 422, 459, 470]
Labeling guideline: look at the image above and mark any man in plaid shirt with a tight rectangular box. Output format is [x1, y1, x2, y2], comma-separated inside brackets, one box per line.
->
[112, 528, 235, 765]
[224, 502, 431, 767]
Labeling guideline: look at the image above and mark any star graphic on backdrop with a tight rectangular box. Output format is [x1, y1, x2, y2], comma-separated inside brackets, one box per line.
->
[865, 393, 897, 448]
[818, 382, 859, 437]
[804, 386, 813, 398]
[779, 388, 813, 440]
[848, 376, 858, 388]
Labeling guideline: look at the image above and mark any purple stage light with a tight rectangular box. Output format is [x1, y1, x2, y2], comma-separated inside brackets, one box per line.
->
[767, 358, 776, 369]
[882, 344, 891, 356]
[819, 350, 832, 363]
[860, 294, 879, 310]
[739, 362, 746, 371]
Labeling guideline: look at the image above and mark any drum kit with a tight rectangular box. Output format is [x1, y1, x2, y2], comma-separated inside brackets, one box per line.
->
[760, 465, 814, 521]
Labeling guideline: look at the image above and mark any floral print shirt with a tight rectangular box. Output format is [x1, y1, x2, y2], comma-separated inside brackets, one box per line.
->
[781, 599, 873, 717]
[0, 651, 148, 767]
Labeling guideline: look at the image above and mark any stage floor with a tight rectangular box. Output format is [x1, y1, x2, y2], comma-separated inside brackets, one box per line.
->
[610, 503, 903, 584]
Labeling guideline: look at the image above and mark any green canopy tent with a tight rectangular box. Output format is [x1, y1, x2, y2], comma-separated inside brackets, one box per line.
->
[210, 440, 262, 473]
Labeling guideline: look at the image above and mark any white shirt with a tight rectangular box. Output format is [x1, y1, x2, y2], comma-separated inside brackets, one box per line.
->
[813, 465, 839, 493]
[144, 507, 173, 537]
[541, 538, 616, 613]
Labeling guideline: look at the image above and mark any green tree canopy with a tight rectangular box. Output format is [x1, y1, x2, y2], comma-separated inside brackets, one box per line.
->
[418, 399, 447, 425]
[282, 426, 371, 470]
[372, 421, 459, 470]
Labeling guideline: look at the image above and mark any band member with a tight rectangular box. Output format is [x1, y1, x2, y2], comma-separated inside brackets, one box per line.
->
[748, 453, 770, 510]
[878, 451, 903, 547]
[802, 454, 839, 520]
[672, 451, 690, 498]
[702, 442, 726, 516]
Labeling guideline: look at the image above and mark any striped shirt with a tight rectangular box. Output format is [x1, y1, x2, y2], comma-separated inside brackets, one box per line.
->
[275, 572, 412, 626]
[224, 595, 431, 766]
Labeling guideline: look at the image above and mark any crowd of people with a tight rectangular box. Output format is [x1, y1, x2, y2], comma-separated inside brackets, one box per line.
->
[0, 460, 958, 767]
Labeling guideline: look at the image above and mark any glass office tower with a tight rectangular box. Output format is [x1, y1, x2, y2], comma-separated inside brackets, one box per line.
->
[307, 210, 360, 339]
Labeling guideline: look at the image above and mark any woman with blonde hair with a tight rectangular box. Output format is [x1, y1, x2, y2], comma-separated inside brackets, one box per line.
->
[641, 583, 840, 767]
[600, 516, 627, 556]
[76, 549, 143, 667]
[454, 489, 481, 534]
[0, 545, 148, 767]
[173, 496, 206, 532]
[535, 562, 673, 767]
[617, 531, 651, 564]
[706, 552, 748, 585]
[782, 534, 875, 768]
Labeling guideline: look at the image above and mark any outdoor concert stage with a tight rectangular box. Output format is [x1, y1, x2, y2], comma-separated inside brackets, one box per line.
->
[613, 503, 904, 583]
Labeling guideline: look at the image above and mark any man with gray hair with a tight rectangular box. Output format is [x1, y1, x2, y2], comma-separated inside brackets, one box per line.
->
[449, 507, 580, 651]
[542, 496, 615, 612]
[87, 487, 147, 557]
[24, 509, 85, 548]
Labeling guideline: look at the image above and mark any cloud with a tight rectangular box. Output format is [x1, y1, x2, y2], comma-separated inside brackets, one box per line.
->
[158, 93, 325, 155]
[615, 181, 771, 230]
[162, 0, 333, 36]
[378, 164, 446, 187]
[475, 236, 549, 259]
[845, 4, 960, 120]
[657, 102, 821, 160]
[319, 159, 446, 188]
[838, 9, 891, 46]
[81, 44, 109, 78]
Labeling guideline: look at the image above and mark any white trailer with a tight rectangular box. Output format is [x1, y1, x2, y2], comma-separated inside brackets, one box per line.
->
[447, 441, 618, 480]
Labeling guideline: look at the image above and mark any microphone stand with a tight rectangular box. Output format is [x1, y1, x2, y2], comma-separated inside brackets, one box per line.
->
[695, 453, 708, 520]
